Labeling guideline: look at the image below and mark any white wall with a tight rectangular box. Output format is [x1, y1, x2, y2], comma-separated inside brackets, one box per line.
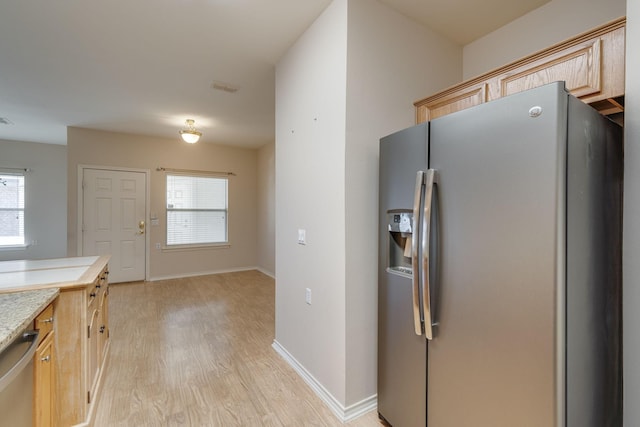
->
[67, 127, 258, 280]
[276, 0, 349, 404]
[344, 0, 461, 404]
[0, 139, 67, 261]
[275, 0, 461, 414]
[624, 3, 639, 426]
[463, 0, 626, 79]
[257, 141, 275, 277]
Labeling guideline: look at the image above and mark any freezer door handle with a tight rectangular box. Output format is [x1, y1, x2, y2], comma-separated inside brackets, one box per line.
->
[422, 169, 437, 340]
[411, 171, 425, 336]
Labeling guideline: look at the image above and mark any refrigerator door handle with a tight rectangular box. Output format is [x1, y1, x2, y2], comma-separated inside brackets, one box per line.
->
[411, 170, 425, 336]
[422, 169, 437, 340]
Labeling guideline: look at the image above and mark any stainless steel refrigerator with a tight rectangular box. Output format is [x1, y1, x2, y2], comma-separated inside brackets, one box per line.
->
[377, 82, 622, 427]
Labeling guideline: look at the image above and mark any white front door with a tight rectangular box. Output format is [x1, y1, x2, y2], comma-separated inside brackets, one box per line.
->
[82, 168, 146, 283]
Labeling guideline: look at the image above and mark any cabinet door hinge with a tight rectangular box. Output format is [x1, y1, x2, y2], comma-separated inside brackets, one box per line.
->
[87, 325, 90, 339]
[88, 390, 91, 404]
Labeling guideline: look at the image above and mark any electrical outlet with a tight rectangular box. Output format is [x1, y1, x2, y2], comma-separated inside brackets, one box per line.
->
[155, 243, 161, 250]
[305, 288, 312, 305]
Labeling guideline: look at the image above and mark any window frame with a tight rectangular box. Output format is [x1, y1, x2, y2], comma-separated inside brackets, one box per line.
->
[164, 172, 229, 249]
[0, 170, 27, 249]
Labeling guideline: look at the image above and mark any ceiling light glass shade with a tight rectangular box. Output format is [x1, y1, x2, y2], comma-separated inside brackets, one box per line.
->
[179, 119, 202, 143]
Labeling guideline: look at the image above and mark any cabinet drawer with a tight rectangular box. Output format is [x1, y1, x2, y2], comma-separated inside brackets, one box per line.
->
[34, 303, 54, 346]
[87, 283, 99, 306]
[87, 268, 107, 306]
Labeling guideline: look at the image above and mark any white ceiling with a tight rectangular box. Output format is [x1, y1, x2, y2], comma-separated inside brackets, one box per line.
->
[0, 0, 548, 148]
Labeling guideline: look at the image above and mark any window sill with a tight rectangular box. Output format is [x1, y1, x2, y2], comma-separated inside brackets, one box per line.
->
[161, 243, 231, 252]
[0, 244, 29, 251]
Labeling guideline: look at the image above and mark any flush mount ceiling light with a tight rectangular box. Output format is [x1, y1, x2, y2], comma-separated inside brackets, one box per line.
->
[179, 119, 202, 143]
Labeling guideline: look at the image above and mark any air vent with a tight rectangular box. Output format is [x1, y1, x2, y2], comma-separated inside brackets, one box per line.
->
[211, 80, 239, 93]
[0, 117, 14, 125]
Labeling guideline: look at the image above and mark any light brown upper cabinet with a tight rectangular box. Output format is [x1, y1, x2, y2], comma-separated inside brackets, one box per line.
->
[415, 18, 625, 122]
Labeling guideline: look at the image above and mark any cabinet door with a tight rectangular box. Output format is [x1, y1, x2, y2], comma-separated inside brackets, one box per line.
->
[98, 287, 109, 365]
[495, 39, 602, 100]
[416, 83, 488, 122]
[34, 331, 55, 427]
[87, 308, 100, 404]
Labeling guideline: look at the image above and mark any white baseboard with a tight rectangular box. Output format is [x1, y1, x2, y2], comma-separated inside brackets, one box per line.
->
[255, 266, 275, 279]
[271, 340, 377, 423]
[149, 266, 261, 282]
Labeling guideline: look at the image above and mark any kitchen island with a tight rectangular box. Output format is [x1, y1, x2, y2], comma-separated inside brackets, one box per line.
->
[0, 255, 110, 427]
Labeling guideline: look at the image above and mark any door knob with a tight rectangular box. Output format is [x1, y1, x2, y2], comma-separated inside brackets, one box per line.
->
[137, 220, 145, 235]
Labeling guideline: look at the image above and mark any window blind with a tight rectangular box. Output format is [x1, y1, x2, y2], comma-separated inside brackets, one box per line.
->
[166, 174, 228, 245]
[0, 173, 25, 246]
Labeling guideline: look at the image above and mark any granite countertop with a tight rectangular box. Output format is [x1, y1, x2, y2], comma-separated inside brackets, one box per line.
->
[0, 288, 59, 353]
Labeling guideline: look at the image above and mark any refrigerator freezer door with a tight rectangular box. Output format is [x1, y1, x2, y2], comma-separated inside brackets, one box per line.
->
[378, 123, 428, 426]
[378, 272, 428, 426]
[427, 83, 567, 427]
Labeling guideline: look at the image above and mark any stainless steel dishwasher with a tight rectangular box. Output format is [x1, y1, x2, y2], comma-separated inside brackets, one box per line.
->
[0, 329, 39, 427]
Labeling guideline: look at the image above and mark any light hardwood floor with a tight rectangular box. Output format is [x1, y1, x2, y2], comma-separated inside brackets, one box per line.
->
[94, 270, 386, 426]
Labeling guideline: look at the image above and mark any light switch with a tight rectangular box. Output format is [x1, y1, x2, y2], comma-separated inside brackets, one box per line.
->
[298, 229, 306, 245]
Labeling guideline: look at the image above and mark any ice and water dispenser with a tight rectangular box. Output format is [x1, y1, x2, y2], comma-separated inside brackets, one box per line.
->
[386, 210, 413, 276]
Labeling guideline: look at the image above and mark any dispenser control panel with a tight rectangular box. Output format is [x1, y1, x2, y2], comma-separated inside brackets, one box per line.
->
[388, 212, 412, 234]
[386, 211, 413, 277]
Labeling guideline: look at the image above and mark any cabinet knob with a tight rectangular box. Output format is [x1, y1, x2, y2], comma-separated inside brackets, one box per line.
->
[40, 317, 54, 324]
[41, 355, 51, 362]
[90, 292, 97, 298]
[99, 325, 106, 334]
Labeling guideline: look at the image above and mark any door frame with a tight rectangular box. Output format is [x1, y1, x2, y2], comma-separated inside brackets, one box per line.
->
[77, 164, 151, 282]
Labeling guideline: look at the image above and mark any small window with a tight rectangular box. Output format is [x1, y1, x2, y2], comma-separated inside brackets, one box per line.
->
[0, 173, 25, 246]
[166, 174, 228, 246]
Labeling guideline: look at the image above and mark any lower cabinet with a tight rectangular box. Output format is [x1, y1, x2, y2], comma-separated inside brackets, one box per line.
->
[0, 255, 110, 427]
[34, 304, 55, 427]
[54, 257, 110, 427]
[87, 266, 109, 405]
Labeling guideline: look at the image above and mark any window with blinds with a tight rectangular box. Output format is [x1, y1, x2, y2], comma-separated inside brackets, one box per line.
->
[0, 173, 25, 246]
[166, 174, 228, 246]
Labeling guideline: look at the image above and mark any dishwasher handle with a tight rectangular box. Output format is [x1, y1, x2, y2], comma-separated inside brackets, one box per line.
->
[0, 331, 39, 393]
